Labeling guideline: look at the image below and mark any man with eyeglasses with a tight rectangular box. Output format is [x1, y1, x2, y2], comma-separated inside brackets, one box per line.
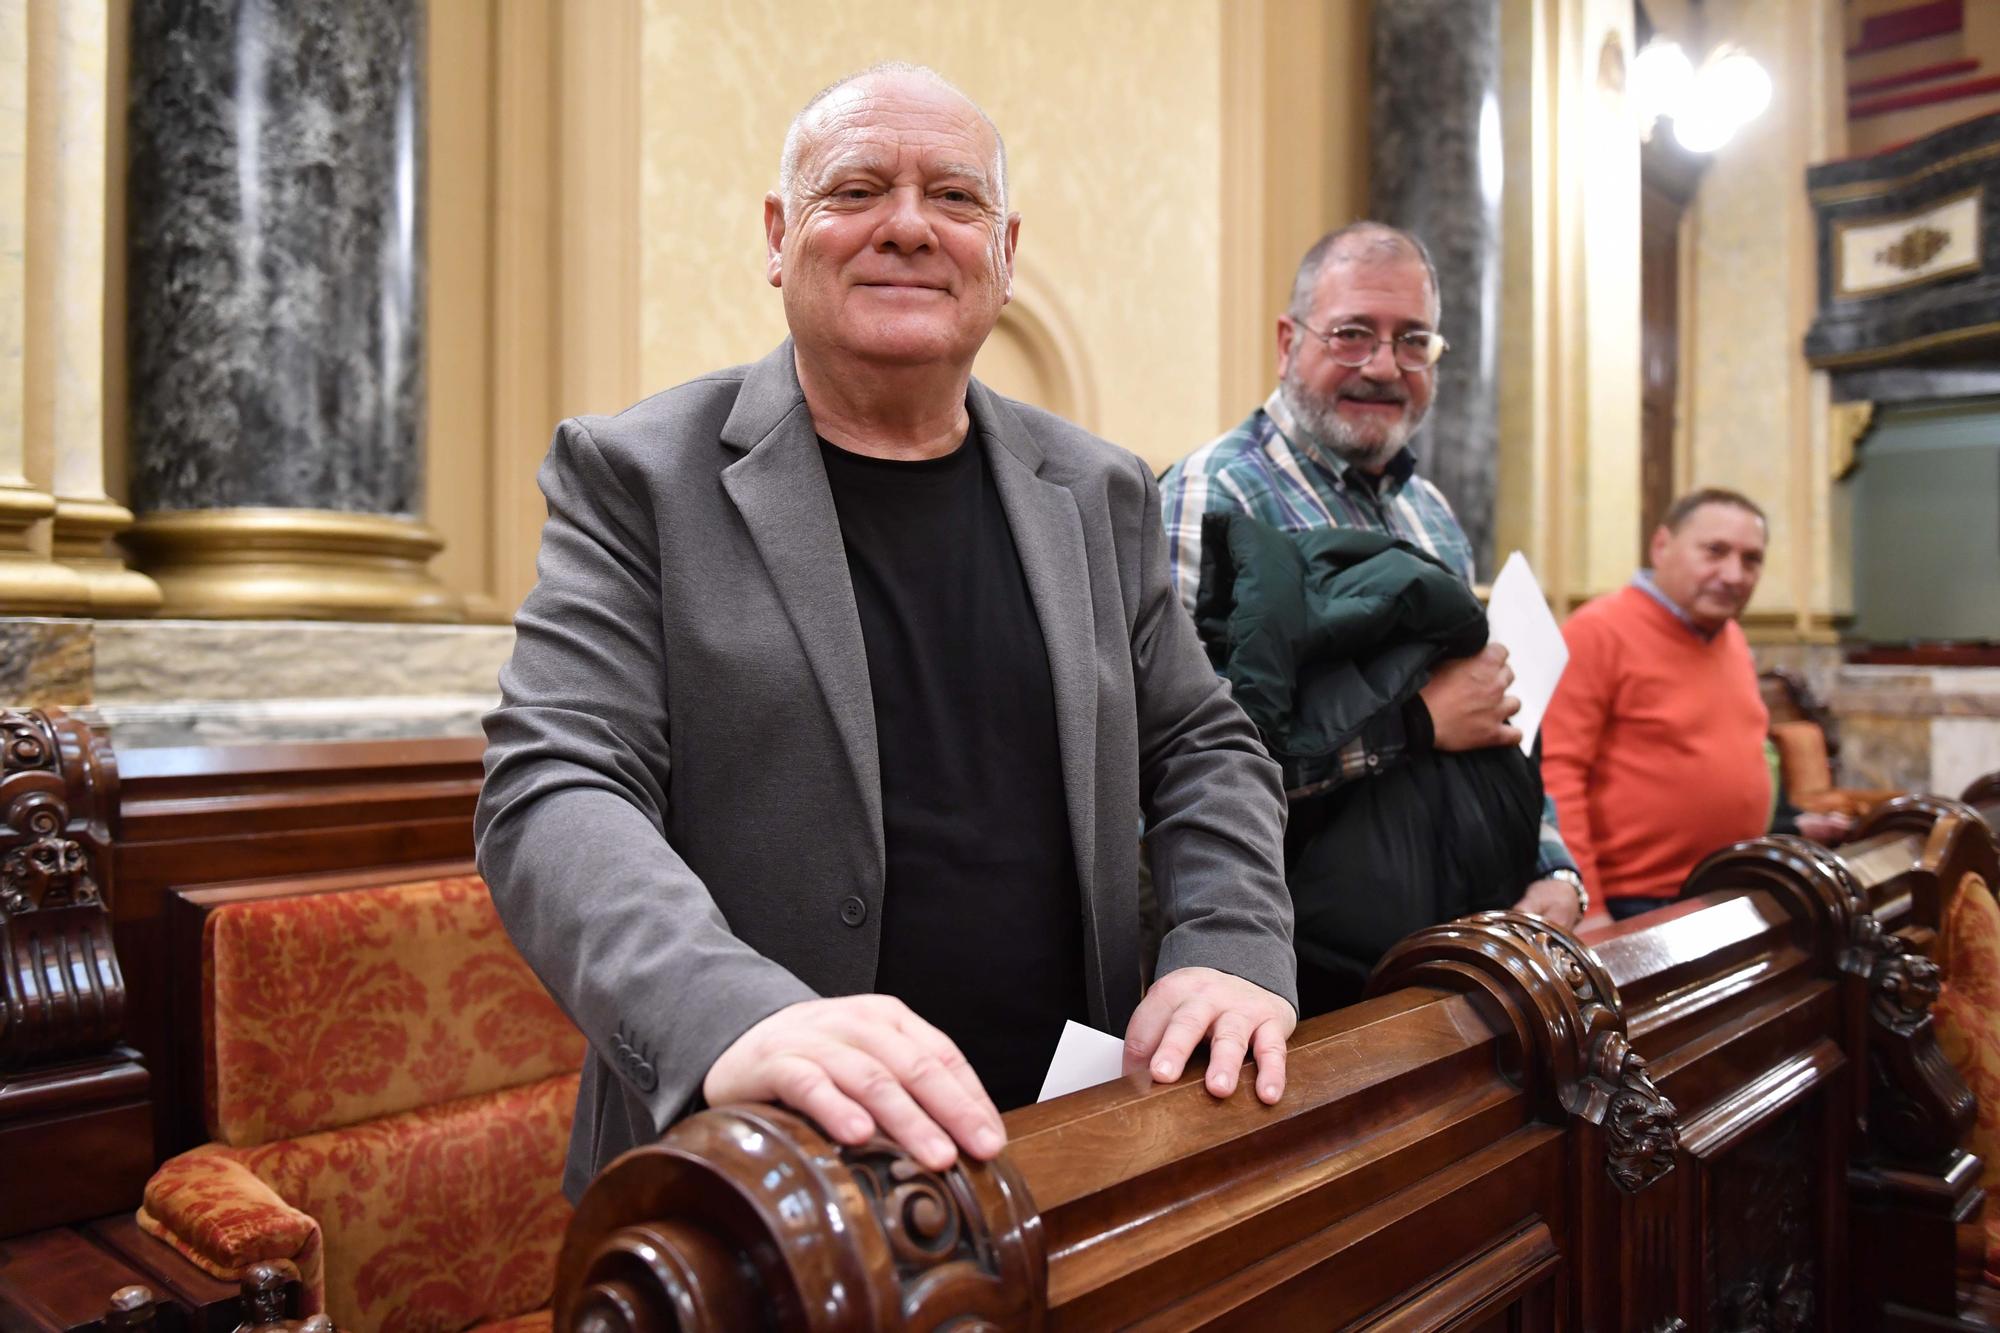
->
[1160, 222, 1586, 1008]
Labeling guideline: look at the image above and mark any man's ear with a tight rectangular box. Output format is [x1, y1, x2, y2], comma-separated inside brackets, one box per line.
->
[1647, 524, 1672, 567]
[1275, 316, 1298, 378]
[999, 213, 1021, 303]
[763, 193, 786, 288]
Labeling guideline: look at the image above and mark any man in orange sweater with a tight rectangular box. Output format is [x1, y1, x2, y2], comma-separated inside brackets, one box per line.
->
[1542, 489, 1775, 920]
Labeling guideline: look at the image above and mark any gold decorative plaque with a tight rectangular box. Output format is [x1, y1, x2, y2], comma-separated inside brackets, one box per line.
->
[1834, 189, 1982, 300]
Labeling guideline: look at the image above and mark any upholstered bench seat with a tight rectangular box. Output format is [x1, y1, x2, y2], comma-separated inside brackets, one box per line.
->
[1932, 869, 2000, 1288]
[137, 873, 586, 1333]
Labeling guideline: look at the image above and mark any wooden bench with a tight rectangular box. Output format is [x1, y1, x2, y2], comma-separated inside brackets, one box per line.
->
[2, 711, 487, 1333]
[552, 832, 1984, 1330]
[7, 712, 1996, 1331]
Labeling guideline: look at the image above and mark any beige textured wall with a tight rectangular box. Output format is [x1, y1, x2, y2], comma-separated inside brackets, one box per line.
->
[1685, 0, 1845, 637]
[637, 0, 1224, 470]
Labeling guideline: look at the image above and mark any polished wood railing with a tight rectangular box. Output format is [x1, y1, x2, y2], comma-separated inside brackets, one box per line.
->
[554, 815, 2000, 1330]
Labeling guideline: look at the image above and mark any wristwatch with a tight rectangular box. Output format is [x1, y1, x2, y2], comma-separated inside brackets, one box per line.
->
[1547, 867, 1590, 918]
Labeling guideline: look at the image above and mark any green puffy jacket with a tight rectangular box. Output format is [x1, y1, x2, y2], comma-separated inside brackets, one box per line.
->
[1194, 513, 1544, 1015]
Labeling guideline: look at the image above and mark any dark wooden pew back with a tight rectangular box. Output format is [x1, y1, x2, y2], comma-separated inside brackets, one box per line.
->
[556, 832, 1979, 1331]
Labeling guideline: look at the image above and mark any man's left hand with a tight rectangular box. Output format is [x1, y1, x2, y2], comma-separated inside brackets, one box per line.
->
[1123, 966, 1296, 1104]
[1513, 878, 1584, 929]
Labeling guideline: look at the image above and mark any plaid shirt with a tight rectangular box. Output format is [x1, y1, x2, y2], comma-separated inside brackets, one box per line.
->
[1160, 391, 1577, 879]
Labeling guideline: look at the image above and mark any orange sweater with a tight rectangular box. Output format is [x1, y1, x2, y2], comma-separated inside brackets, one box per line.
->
[1542, 585, 1771, 903]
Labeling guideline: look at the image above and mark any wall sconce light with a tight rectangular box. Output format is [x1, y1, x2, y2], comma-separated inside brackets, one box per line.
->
[1631, 39, 1772, 152]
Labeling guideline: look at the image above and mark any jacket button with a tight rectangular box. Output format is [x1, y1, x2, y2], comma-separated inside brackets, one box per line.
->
[839, 895, 867, 927]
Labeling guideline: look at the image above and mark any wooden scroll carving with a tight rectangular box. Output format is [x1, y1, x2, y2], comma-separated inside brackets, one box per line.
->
[1371, 909, 1678, 1193]
[1964, 770, 2000, 813]
[0, 705, 151, 1238]
[557, 1104, 1043, 1333]
[1687, 831, 1985, 1326]
[1807, 810, 1983, 1162]
[1687, 832, 1975, 1159]
[0, 707, 123, 1066]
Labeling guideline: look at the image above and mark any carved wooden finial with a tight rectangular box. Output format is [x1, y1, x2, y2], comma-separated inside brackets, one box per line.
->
[233, 1262, 294, 1333]
[104, 1285, 157, 1333]
[558, 1105, 1044, 1331]
[0, 707, 125, 1070]
[1370, 911, 1680, 1194]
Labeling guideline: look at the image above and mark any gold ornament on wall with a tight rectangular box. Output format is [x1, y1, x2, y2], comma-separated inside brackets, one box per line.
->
[1829, 401, 1875, 481]
[1876, 225, 1950, 273]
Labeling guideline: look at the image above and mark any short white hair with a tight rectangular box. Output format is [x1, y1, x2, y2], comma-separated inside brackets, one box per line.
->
[777, 62, 1009, 218]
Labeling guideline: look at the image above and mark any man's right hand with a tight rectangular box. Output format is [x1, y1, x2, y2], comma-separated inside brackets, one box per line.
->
[701, 995, 1005, 1173]
[1419, 644, 1523, 752]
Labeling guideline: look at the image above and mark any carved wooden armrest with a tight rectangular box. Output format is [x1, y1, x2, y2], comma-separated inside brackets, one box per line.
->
[137, 1147, 326, 1311]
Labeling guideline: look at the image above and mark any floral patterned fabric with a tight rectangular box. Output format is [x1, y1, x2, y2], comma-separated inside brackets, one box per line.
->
[1931, 872, 2000, 1286]
[137, 1148, 326, 1299]
[145, 872, 586, 1332]
[204, 874, 584, 1146]
[142, 1073, 579, 1333]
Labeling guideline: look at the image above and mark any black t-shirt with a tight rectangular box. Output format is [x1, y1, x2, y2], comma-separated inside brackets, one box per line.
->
[819, 433, 1087, 1110]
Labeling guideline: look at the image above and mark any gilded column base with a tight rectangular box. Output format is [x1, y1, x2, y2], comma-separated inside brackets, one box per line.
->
[52, 498, 163, 616]
[0, 486, 90, 615]
[121, 509, 466, 623]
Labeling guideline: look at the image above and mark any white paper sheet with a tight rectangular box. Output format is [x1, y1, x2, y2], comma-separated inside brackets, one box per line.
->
[1037, 1019, 1128, 1102]
[1483, 551, 1570, 757]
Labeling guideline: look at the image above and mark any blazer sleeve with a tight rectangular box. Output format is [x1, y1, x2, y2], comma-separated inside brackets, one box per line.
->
[475, 418, 818, 1135]
[1127, 457, 1298, 1013]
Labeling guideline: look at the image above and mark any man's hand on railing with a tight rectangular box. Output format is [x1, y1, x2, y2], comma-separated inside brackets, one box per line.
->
[701, 995, 1006, 1173]
[1123, 966, 1297, 1105]
[1514, 878, 1585, 929]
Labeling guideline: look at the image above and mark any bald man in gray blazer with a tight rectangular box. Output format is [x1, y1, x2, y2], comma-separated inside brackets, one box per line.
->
[476, 65, 1294, 1198]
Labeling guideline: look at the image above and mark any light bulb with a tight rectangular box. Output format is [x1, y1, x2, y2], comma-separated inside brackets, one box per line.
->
[1707, 50, 1773, 124]
[1630, 39, 1695, 130]
[1673, 99, 1737, 153]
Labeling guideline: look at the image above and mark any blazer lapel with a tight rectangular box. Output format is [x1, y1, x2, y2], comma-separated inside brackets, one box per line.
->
[719, 344, 884, 878]
[974, 382, 1100, 904]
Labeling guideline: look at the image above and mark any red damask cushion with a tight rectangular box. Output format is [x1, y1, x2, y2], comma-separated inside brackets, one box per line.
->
[1931, 872, 2000, 1287]
[138, 1146, 326, 1304]
[204, 874, 584, 1145]
[147, 1073, 578, 1333]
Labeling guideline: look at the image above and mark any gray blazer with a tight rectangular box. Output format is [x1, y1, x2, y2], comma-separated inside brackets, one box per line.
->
[476, 341, 1293, 1197]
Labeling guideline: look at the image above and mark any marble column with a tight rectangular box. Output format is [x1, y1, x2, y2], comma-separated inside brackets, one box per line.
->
[1370, 0, 1503, 579]
[123, 0, 458, 620]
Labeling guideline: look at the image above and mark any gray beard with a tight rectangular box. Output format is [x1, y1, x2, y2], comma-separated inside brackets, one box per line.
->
[1278, 374, 1424, 474]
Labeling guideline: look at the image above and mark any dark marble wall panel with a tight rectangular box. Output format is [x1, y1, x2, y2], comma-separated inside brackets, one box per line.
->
[127, 0, 425, 516]
[1805, 112, 2000, 372]
[1370, 0, 1502, 578]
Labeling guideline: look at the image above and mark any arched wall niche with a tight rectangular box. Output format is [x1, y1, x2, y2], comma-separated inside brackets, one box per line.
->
[973, 258, 1100, 436]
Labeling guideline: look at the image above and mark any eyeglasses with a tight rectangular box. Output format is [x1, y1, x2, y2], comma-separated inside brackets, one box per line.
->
[1296, 321, 1449, 372]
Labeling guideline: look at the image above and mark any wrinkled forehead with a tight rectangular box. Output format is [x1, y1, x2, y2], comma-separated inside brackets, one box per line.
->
[1678, 503, 1768, 549]
[796, 76, 1001, 184]
[1309, 254, 1440, 328]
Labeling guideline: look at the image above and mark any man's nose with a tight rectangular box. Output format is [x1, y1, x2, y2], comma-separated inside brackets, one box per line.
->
[1359, 339, 1401, 378]
[874, 187, 934, 252]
